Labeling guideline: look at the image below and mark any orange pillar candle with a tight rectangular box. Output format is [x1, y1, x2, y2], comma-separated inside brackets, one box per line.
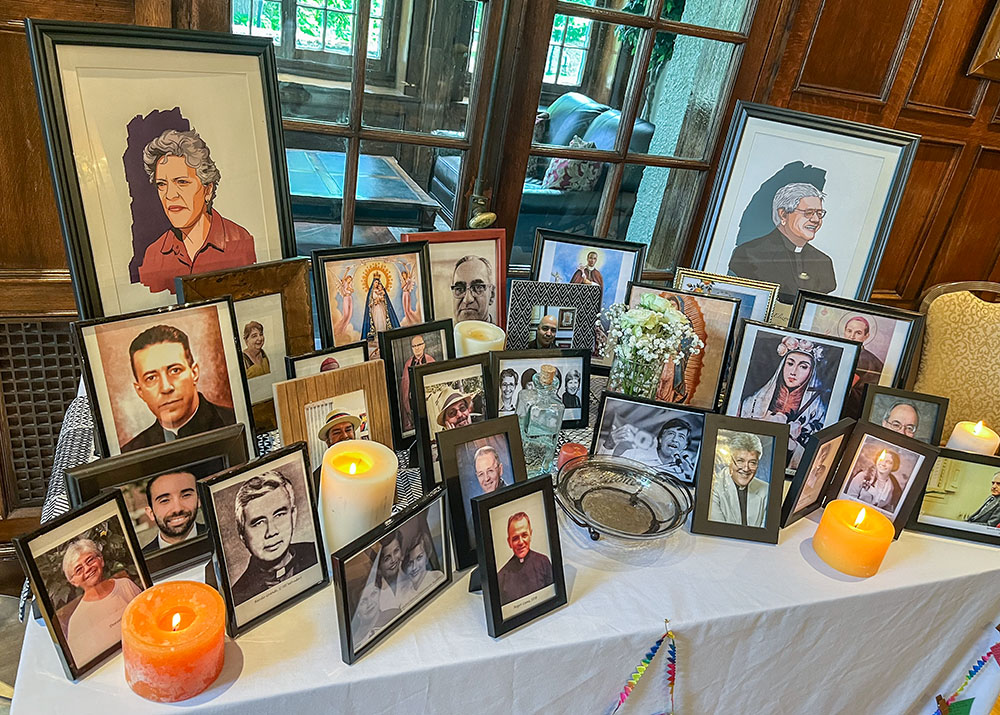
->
[813, 500, 895, 577]
[556, 442, 588, 471]
[122, 581, 225, 702]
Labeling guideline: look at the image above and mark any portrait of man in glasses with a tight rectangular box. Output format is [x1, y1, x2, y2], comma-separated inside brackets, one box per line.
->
[728, 182, 837, 303]
[451, 255, 496, 324]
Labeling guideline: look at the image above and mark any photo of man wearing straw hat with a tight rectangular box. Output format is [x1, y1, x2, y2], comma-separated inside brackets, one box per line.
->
[436, 390, 481, 431]
[313, 410, 364, 483]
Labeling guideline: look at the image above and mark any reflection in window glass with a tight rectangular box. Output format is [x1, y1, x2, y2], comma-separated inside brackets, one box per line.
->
[619, 164, 705, 271]
[232, 0, 283, 44]
[545, 14, 595, 87]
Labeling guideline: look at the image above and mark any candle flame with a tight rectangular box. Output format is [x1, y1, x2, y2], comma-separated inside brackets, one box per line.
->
[348, 461, 358, 475]
[854, 508, 867, 528]
[171, 612, 181, 632]
[975, 420, 985, 435]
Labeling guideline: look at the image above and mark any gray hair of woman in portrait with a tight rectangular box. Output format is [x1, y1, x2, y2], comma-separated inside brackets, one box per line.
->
[142, 128, 222, 209]
[725, 432, 764, 458]
[771, 182, 825, 225]
[61, 538, 102, 579]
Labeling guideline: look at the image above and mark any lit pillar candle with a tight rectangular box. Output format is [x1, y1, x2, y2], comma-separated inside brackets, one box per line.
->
[812, 500, 894, 577]
[454, 320, 506, 357]
[945, 420, 1000, 455]
[319, 439, 398, 554]
[122, 581, 225, 702]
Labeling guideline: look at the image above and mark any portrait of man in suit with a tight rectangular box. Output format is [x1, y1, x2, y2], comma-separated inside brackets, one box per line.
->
[141, 470, 206, 554]
[709, 431, 770, 528]
[966, 472, 1000, 526]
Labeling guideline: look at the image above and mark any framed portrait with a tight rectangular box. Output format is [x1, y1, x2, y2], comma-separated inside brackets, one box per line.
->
[692, 101, 919, 305]
[312, 242, 432, 359]
[285, 341, 368, 379]
[860, 385, 949, 447]
[401, 229, 507, 328]
[690, 414, 789, 543]
[66, 424, 248, 578]
[790, 291, 924, 417]
[26, 20, 295, 320]
[74, 297, 254, 458]
[332, 487, 451, 664]
[199, 443, 328, 637]
[379, 319, 455, 448]
[725, 321, 861, 474]
[779, 418, 854, 528]
[673, 268, 778, 323]
[412, 354, 496, 488]
[273, 360, 392, 474]
[176, 257, 314, 432]
[505, 280, 601, 353]
[829, 423, 939, 538]
[473, 477, 566, 637]
[13, 490, 150, 680]
[439, 416, 528, 570]
[909, 449, 1000, 546]
[591, 392, 708, 485]
[626, 282, 740, 410]
[490, 349, 591, 428]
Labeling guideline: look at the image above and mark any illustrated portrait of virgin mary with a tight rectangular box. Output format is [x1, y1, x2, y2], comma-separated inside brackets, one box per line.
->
[361, 274, 400, 342]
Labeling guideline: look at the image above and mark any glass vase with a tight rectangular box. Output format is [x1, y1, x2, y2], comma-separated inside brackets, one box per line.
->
[608, 355, 664, 400]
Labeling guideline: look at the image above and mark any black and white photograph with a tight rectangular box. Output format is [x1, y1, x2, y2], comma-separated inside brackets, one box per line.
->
[332, 488, 450, 664]
[285, 341, 369, 379]
[505, 280, 601, 354]
[473, 478, 566, 637]
[13, 491, 150, 680]
[491, 349, 591, 428]
[910, 450, 1000, 546]
[860, 385, 949, 446]
[200, 444, 327, 636]
[590, 392, 707, 484]
[779, 418, 854, 527]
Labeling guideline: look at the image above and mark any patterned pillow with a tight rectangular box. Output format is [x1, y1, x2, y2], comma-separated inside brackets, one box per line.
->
[526, 112, 550, 180]
[541, 135, 602, 191]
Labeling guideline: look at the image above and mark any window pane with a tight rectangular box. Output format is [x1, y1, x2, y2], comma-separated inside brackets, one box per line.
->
[543, 46, 561, 84]
[232, 0, 282, 45]
[468, 1, 484, 73]
[562, 16, 592, 48]
[368, 18, 382, 59]
[675, 0, 754, 33]
[296, 6, 325, 50]
[285, 134, 349, 257]
[299, 0, 325, 7]
[551, 15, 567, 43]
[371, 0, 384, 17]
[557, 48, 587, 85]
[324, 10, 353, 53]
[328, 0, 353, 8]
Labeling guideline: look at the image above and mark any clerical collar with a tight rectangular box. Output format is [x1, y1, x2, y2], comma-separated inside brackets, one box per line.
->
[794, 246, 803, 253]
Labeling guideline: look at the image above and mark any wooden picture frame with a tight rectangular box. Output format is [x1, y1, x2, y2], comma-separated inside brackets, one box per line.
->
[490, 349, 591, 429]
[779, 418, 855, 528]
[285, 341, 369, 379]
[860, 384, 949, 447]
[909, 449, 1000, 546]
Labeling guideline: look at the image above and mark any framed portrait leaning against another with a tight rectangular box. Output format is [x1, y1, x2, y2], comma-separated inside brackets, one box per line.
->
[673, 268, 778, 324]
[27, 20, 295, 319]
[490, 349, 591, 428]
[285, 341, 368, 379]
[779, 418, 854, 528]
[909, 449, 1000, 546]
[860, 385, 948, 447]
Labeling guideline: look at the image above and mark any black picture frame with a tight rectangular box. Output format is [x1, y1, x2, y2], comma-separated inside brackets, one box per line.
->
[908, 449, 1000, 547]
[505, 280, 601, 354]
[490, 349, 591, 429]
[73, 297, 256, 458]
[66, 424, 248, 578]
[860, 384, 949, 447]
[26, 19, 296, 320]
[13, 490, 151, 680]
[412, 353, 496, 490]
[312, 242, 433, 350]
[331, 487, 451, 664]
[198, 443, 329, 637]
[690, 414, 790, 544]
[473, 477, 567, 638]
[439, 416, 529, 570]
[779, 418, 855, 528]
[378, 319, 456, 449]
[285, 341, 370, 379]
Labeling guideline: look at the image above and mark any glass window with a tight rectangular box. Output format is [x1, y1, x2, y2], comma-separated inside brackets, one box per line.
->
[232, 0, 283, 44]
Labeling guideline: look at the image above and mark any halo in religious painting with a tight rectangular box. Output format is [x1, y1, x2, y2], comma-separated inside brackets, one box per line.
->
[199, 443, 328, 637]
[690, 414, 789, 543]
[26, 20, 295, 319]
[725, 321, 861, 474]
[401, 229, 507, 328]
[779, 418, 855, 528]
[860, 385, 949, 447]
[692, 102, 918, 305]
[285, 341, 368, 379]
[312, 242, 432, 360]
[332, 487, 451, 664]
[829, 422, 939, 538]
[13, 490, 151, 680]
[490, 349, 591, 428]
[473, 477, 566, 637]
[74, 298, 255, 458]
[909, 449, 1000, 546]
[626, 282, 740, 410]
[673, 268, 778, 323]
[505, 280, 601, 353]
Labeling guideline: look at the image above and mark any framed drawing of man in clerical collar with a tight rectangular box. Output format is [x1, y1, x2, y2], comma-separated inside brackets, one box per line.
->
[199, 443, 328, 637]
[908, 449, 1000, 547]
[490, 349, 591, 428]
[691, 102, 918, 305]
[75, 298, 255, 458]
[724, 322, 861, 475]
[779, 418, 855, 528]
[859, 385, 949, 447]
[790, 292, 924, 418]
[26, 20, 295, 320]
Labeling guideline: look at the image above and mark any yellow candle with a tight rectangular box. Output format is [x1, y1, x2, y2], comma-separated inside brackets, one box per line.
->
[813, 500, 894, 577]
[945, 420, 1000, 455]
[454, 319, 506, 357]
[319, 439, 398, 554]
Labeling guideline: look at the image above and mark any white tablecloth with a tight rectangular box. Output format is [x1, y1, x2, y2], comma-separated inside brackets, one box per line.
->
[12, 506, 1000, 714]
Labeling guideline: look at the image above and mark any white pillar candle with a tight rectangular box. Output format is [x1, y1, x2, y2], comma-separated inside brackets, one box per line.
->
[318, 439, 398, 555]
[945, 420, 1000, 455]
[454, 319, 506, 357]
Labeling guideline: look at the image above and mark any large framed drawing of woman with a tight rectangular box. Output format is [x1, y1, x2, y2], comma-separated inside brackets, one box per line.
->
[27, 20, 295, 320]
[692, 102, 918, 305]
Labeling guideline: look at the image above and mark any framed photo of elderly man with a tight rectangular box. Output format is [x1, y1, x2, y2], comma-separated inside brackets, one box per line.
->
[691, 415, 789, 544]
[779, 418, 855, 528]
[26, 20, 295, 319]
[908, 449, 1000, 547]
[725, 322, 860, 475]
[74, 297, 255, 458]
[13, 490, 150, 680]
[199, 443, 328, 637]
[692, 102, 918, 305]
[860, 385, 949, 447]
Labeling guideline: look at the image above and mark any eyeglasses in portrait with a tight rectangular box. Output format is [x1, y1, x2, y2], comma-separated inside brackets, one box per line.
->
[200, 444, 328, 636]
[14, 491, 151, 680]
[492, 349, 591, 427]
[861, 385, 949, 446]
[285, 341, 369, 379]
[910, 450, 1000, 546]
[780, 418, 854, 527]
[673, 268, 779, 323]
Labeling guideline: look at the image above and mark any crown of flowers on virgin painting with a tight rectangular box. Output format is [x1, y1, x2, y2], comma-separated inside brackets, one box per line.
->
[776, 335, 823, 361]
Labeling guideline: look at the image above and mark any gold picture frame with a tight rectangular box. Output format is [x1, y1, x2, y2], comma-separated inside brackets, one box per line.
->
[673, 268, 780, 323]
